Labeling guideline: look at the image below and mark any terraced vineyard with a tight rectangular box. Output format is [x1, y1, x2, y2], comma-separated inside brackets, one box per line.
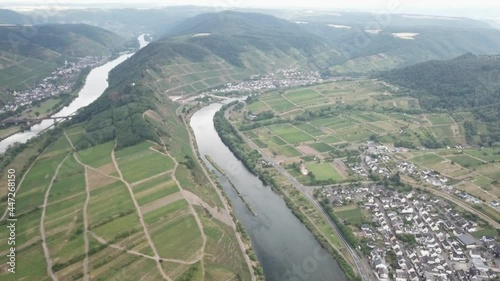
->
[0, 121, 253, 280]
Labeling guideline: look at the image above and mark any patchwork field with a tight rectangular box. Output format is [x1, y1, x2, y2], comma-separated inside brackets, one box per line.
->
[0, 121, 252, 280]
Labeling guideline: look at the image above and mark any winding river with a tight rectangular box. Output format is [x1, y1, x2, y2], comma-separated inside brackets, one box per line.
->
[190, 103, 347, 281]
[0, 34, 149, 153]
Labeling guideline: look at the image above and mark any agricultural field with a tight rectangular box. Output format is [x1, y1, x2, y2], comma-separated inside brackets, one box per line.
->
[305, 163, 344, 182]
[0, 120, 252, 280]
[334, 205, 368, 226]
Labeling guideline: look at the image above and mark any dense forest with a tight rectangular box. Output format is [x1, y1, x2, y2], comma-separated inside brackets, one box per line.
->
[69, 83, 158, 149]
[379, 54, 500, 145]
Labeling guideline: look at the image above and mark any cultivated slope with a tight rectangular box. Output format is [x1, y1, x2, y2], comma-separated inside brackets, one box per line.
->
[109, 11, 342, 92]
[379, 54, 500, 145]
[292, 12, 500, 73]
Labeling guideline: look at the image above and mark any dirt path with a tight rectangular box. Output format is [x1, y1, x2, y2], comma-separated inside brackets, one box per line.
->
[64, 132, 91, 281]
[182, 190, 233, 226]
[89, 231, 201, 265]
[40, 155, 68, 281]
[111, 141, 172, 281]
[140, 192, 184, 214]
[158, 134, 207, 279]
[131, 171, 170, 187]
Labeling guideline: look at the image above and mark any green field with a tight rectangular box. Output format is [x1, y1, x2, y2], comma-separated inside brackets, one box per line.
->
[465, 148, 500, 162]
[305, 163, 343, 181]
[410, 153, 446, 167]
[448, 155, 485, 169]
[335, 206, 367, 225]
[309, 142, 334, 153]
[274, 145, 302, 157]
[427, 114, 454, 125]
[78, 141, 115, 168]
[285, 89, 323, 104]
[268, 124, 314, 143]
[295, 123, 324, 136]
[150, 214, 203, 260]
[248, 100, 271, 113]
[432, 125, 455, 140]
[320, 135, 343, 144]
[262, 95, 296, 112]
[115, 142, 175, 183]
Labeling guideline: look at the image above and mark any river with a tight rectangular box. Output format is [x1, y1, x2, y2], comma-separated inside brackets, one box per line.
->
[190, 103, 347, 281]
[0, 34, 149, 153]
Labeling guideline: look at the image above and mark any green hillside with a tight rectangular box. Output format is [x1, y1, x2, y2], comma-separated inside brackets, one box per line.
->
[0, 24, 126, 94]
[292, 12, 500, 73]
[379, 54, 500, 145]
[0, 9, 28, 25]
[109, 11, 341, 92]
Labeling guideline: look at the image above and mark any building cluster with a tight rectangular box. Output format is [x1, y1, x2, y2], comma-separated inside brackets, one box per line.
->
[352, 141, 488, 208]
[1, 56, 105, 113]
[201, 68, 342, 95]
[320, 184, 499, 281]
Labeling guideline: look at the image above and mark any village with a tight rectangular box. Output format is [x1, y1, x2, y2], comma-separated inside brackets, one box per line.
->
[345, 141, 488, 208]
[1, 56, 106, 113]
[200, 67, 344, 95]
[318, 184, 499, 281]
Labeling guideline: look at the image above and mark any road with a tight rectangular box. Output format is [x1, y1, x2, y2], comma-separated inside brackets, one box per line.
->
[239, 131, 372, 281]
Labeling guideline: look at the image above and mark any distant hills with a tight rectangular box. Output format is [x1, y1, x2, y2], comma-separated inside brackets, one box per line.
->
[0, 23, 126, 98]
[379, 54, 500, 145]
[108, 11, 342, 87]
[0, 24, 126, 58]
[0, 9, 28, 25]
[291, 12, 500, 73]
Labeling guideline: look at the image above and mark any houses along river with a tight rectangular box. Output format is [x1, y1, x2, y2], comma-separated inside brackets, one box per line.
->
[0, 34, 149, 153]
[190, 103, 347, 281]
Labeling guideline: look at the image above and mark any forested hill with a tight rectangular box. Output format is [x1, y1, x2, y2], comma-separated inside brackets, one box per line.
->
[379, 54, 500, 110]
[108, 11, 342, 88]
[164, 10, 330, 56]
[0, 9, 28, 25]
[0, 24, 126, 58]
[379, 54, 500, 145]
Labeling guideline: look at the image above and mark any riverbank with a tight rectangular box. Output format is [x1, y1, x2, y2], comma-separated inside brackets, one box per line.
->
[213, 103, 361, 281]
[183, 112, 263, 281]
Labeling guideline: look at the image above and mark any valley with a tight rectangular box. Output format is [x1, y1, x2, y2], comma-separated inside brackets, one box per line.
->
[0, 5, 499, 281]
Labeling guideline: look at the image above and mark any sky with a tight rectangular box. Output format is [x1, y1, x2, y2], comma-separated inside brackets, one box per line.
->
[2, 0, 500, 18]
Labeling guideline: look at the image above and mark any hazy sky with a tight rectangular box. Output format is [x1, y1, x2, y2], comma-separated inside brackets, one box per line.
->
[3, 0, 500, 18]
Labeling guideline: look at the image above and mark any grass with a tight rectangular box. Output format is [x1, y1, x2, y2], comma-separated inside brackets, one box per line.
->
[144, 199, 189, 225]
[305, 163, 343, 181]
[465, 148, 500, 162]
[274, 145, 302, 157]
[335, 206, 366, 225]
[285, 89, 323, 104]
[320, 135, 343, 144]
[88, 181, 136, 227]
[150, 214, 203, 260]
[309, 142, 334, 153]
[432, 125, 455, 140]
[427, 114, 454, 125]
[136, 183, 179, 206]
[248, 100, 271, 113]
[471, 227, 499, 239]
[448, 155, 485, 169]
[43, 135, 71, 154]
[115, 142, 175, 183]
[265, 97, 296, 112]
[77, 141, 114, 168]
[93, 212, 142, 241]
[268, 124, 314, 143]
[410, 153, 446, 167]
[295, 123, 324, 136]
[133, 173, 172, 193]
